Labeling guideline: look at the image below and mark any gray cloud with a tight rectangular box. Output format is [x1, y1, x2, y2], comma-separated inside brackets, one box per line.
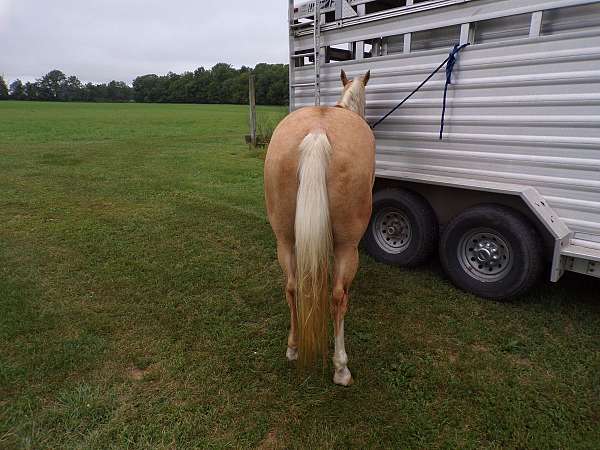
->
[0, 0, 289, 84]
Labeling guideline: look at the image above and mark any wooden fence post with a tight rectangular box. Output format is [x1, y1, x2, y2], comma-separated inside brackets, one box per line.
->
[249, 74, 257, 147]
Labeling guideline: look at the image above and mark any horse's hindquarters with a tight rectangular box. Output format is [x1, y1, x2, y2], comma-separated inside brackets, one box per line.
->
[264, 105, 375, 382]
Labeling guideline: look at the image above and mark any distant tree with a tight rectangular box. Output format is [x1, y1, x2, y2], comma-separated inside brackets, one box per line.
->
[190, 67, 210, 103]
[24, 81, 40, 100]
[63, 75, 83, 101]
[0, 76, 8, 99]
[106, 80, 133, 102]
[253, 63, 288, 105]
[132, 74, 161, 102]
[9, 79, 25, 100]
[205, 63, 235, 103]
[92, 83, 109, 102]
[82, 83, 96, 102]
[167, 71, 193, 103]
[37, 70, 67, 100]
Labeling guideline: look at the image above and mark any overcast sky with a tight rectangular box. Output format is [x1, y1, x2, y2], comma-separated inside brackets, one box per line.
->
[0, 0, 289, 84]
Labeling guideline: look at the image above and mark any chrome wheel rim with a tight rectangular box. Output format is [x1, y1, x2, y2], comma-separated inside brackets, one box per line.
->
[458, 228, 513, 282]
[372, 207, 412, 254]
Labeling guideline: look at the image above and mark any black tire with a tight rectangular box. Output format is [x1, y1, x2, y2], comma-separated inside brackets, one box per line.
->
[440, 204, 543, 300]
[363, 188, 438, 267]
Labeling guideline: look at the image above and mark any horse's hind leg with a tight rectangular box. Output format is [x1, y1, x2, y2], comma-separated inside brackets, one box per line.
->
[277, 239, 298, 361]
[331, 243, 359, 386]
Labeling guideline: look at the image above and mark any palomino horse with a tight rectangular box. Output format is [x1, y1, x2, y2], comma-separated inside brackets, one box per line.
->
[264, 70, 374, 385]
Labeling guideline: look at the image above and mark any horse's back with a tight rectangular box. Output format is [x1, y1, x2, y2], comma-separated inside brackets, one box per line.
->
[264, 106, 376, 244]
[266, 106, 375, 186]
[267, 106, 374, 160]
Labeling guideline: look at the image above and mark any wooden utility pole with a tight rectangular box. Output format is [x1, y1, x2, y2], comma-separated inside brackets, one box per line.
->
[249, 74, 257, 147]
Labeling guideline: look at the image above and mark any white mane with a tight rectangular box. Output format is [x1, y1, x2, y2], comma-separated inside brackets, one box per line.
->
[337, 79, 366, 118]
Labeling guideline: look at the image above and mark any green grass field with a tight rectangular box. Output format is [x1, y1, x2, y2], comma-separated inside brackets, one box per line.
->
[1, 101, 599, 449]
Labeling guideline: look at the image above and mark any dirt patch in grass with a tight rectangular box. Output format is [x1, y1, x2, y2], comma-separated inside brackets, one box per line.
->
[128, 367, 148, 381]
[471, 343, 491, 353]
[257, 430, 284, 450]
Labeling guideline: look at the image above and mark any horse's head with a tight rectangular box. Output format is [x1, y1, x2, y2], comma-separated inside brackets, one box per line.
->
[337, 69, 370, 118]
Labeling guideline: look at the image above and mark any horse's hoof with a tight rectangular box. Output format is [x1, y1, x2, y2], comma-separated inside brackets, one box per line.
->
[286, 347, 298, 361]
[333, 368, 353, 386]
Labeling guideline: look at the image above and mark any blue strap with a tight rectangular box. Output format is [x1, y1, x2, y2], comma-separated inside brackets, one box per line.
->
[370, 42, 469, 142]
[440, 43, 468, 140]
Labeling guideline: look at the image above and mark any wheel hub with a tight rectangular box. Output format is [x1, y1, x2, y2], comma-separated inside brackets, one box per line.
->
[372, 208, 412, 254]
[475, 241, 500, 266]
[387, 221, 404, 237]
[458, 229, 513, 282]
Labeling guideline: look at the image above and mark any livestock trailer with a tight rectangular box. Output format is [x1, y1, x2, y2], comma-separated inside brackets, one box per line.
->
[288, 0, 600, 298]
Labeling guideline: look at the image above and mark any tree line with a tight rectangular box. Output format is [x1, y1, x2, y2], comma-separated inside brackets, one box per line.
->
[1, 71, 133, 103]
[0, 63, 289, 105]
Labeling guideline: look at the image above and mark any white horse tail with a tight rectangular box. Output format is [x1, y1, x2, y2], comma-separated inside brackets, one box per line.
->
[295, 130, 333, 367]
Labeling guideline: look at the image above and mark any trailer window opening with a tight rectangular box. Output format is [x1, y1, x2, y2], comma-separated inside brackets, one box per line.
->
[411, 25, 460, 52]
[472, 14, 531, 45]
[541, 3, 600, 36]
[324, 10, 336, 24]
[365, 38, 384, 57]
[383, 34, 405, 55]
[293, 50, 315, 67]
[326, 43, 355, 62]
[365, 0, 408, 15]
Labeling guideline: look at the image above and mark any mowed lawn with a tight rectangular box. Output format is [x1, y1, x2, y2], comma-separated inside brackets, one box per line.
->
[1, 101, 599, 449]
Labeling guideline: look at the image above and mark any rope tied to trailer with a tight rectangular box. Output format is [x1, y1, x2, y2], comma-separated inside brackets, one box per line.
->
[370, 43, 470, 140]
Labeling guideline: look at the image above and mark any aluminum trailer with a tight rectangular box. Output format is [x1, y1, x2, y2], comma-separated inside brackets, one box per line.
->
[289, 0, 600, 298]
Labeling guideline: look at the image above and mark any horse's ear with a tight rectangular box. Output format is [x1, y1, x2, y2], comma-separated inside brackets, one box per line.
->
[341, 69, 349, 87]
[362, 70, 371, 86]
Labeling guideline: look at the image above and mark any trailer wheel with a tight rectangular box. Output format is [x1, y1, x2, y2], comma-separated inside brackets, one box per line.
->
[440, 204, 543, 300]
[363, 188, 438, 267]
